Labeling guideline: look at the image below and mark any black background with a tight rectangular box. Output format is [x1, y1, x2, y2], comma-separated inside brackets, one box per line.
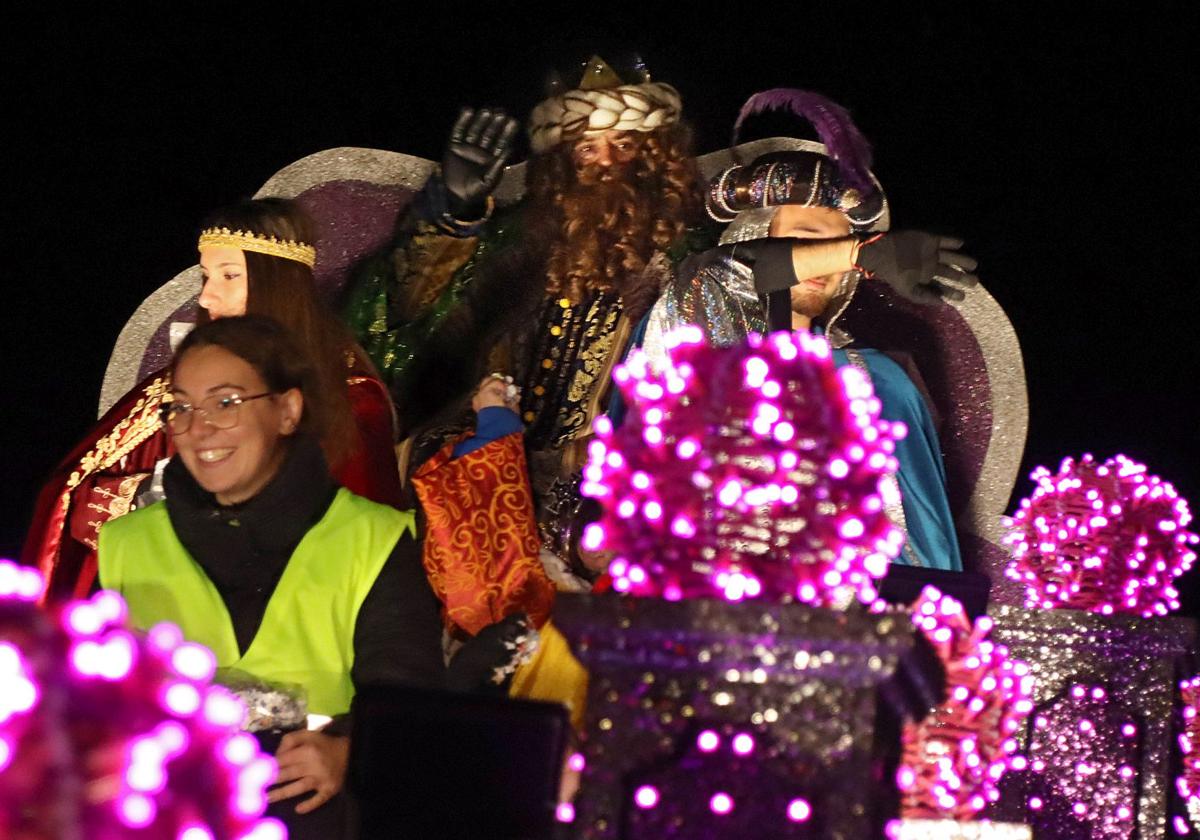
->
[3, 6, 1197, 602]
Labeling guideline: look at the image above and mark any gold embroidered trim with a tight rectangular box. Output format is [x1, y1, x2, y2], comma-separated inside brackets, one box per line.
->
[62, 376, 170, 512]
[82, 474, 147, 549]
[565, 304, 621, 408]
[581, 313, 632, 435]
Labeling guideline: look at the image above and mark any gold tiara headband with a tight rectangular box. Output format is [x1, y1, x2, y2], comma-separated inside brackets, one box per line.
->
[197, 227, 317, 268]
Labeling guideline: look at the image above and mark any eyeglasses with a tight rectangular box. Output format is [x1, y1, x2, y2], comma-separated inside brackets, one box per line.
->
[160, 392, 275, 435]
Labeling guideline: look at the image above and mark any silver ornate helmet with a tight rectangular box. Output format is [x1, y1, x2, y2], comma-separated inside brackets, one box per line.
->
[710, 89, 890, 243]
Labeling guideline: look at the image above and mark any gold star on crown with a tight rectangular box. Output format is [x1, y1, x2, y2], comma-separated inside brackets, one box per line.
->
[198, 227, 317, 268]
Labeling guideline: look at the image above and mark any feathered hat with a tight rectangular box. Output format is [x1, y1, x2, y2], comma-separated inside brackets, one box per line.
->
[712, 89, 889, 242]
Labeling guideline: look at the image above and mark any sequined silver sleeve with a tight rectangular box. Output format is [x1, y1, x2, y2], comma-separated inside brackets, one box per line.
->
[643, 254, 767, 370]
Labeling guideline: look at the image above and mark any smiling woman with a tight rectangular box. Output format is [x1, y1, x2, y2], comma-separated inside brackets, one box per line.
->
[97, 315, 443, 839]
[166, 334, 305, 505]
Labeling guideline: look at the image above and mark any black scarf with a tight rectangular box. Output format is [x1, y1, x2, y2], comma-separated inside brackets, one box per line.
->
[162, 434, 336, 654]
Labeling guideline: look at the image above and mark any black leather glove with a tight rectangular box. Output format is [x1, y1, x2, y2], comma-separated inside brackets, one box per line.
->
[723, 238, 798, 295]
[856, 232, 979, 303]
[442, 107, 519, 220]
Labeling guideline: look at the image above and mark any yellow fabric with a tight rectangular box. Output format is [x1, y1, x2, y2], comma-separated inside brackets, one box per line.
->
[509, 620, 589, 731]
[99, 489, 413, 716]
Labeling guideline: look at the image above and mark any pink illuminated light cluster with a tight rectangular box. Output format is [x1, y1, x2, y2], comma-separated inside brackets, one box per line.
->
[0, 559, 280, 840]
[1178, 675, 1200, 831]
[898, 586, 1035, 821]
[581, 327, 904, 606]
[1005, 454, 1197, 616]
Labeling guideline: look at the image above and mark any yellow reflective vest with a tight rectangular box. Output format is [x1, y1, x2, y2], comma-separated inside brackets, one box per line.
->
[98, 488, 415, 716]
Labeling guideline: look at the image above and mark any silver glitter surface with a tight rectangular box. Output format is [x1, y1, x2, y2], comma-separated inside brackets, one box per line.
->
[99, 267, 200, 415]
[892, 819, 1032, 839]
[985, 606, 1196, 839]
[642, 255, 762, 371]
[254, 147, 436, 201]
[555, 593, 934, 840]
[950, 286, 1028, 604]
[718, 206, 780, 246]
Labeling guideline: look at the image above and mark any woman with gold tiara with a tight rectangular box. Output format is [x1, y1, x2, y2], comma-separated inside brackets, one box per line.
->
[23, 198, 404, 602]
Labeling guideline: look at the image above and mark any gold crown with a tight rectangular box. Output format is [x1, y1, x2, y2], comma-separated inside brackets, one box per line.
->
[198, 227, 317, 268]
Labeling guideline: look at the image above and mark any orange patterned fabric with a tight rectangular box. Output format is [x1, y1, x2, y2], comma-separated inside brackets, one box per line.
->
[412, 432, 555, 637]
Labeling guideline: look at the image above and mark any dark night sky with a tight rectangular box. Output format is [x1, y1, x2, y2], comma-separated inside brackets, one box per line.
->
[2, 6, 1197, 597]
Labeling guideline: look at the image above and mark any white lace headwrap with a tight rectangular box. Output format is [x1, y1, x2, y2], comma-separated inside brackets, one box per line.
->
[528, 82, 682, 154]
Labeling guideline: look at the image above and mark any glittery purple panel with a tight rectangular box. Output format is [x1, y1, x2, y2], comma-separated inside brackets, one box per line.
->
[839, 285, 990, 551]
[960, 532, 1026, 607]
[555, 594, 937, 840]
[293, 180, 415, 303]
[136, 300, 197, 383]
[984, 606, 1196, 839]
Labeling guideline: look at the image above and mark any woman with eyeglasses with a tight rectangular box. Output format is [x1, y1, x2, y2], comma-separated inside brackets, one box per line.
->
[24, 198, 404, 602]
[97, 314, 443, 839]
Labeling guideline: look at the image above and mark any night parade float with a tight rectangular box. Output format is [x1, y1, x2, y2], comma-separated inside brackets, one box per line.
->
[4, 125, 1199, 839]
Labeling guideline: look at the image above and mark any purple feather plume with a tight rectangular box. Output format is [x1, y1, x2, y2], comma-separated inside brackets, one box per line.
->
[734, 88, 875, 193]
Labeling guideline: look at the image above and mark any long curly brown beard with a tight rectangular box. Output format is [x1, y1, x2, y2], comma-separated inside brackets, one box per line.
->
[524, 125, 702, 319]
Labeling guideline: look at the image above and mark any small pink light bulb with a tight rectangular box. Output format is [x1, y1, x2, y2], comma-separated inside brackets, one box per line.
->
[178, 824, 216, 840]
[118, 793, 156, 828]
[787, 798, 812, 822]
[634, 785, 660, 809]
[732, 733, 755, 756]
[223, 733, 258, 766]
[581, 523, 605, 551]
[697, 730, 719, 752]
[839, 518, 865, 539]
[163, 682, 202, 716]
[172, 643, 217, 682]
[710, 792, 734, 815]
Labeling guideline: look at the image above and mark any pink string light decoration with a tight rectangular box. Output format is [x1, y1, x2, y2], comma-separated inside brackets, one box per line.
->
[1005, 454, 1197, 616]
[0, 558, 281, 840]
[897, 586, 1035, 821]
[582, 327, 904, 606]
[1178, 676, 1200, 831]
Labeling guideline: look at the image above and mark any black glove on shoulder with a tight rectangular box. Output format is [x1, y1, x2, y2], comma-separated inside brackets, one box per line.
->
[441, 107, 520, 220]
[722, 238, 799, 295]
[856, 231, 979, 304]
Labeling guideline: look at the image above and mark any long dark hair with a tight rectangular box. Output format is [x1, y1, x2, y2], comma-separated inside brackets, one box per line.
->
[198, 197, 370, 466]
[523, 123, 703, 318]
[171, 314, 333, 444]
